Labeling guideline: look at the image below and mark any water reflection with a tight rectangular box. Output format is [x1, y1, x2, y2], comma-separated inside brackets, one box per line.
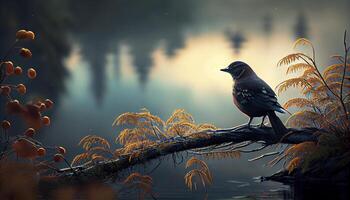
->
[1, 0, 350, 199]
[0, 0, 70, 120]
[262, 14, 273, 36]
[226, 31, 247, 55]
[69, 0, 192, 98]
[294, 13, 309, 39]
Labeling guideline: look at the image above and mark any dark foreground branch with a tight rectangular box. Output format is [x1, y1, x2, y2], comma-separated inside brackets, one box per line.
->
[42, 125, 319, 186]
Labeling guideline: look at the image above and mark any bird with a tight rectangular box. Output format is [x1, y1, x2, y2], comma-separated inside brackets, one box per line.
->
[221, 61, 287, 135]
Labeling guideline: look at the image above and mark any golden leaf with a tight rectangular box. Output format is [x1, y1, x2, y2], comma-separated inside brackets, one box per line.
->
[286, 63, 314, 74]
[323, 63, 349, 77]
[283, 98, 315, 109]
[287, 157, 301, 174]
[165, 109, 194, 125]
[71, 153, 90, 166]
[293, 38, 313, 49]
[278, 53, 311, 66]
[184, 157, 212, 191]
[276, 78, 310, 95]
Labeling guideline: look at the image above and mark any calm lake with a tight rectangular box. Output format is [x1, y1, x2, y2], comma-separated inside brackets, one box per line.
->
[1, 0, 350, 199]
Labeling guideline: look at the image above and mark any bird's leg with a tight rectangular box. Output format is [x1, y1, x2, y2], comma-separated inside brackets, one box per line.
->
[247, 117, 253, 128]
[260, 115, 266, 127]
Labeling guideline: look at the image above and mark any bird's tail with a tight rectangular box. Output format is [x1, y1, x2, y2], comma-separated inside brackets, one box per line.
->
[267, 111, 288, 136]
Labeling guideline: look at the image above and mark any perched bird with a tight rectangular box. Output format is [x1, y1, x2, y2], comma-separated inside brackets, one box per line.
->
[221, 61, 287, 135]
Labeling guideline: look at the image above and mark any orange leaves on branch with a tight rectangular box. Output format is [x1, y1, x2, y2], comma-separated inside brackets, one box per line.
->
[277, 36, 350, 136]
[285, 142, 317, 158]
[71, 153, 90, 166]
[123, 173, 153, 199]
[113, 108, 164, 128]
[293, 38, 314, 49]
[286, 63, 314, 74]
[278, 53, 311, 66]
[287, 157, 302, 174]
[283, 98, 316, 109]
[113, 108, 216, 147]
[165, 109, 194, 125]
[184, 157, 212, 191]
[72, 135, 111, 166]
[79, 135, 110, 151]
[276, 78, 310, 95]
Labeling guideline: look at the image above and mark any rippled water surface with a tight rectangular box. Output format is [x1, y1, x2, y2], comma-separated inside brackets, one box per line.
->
[1, 0, 350, 199]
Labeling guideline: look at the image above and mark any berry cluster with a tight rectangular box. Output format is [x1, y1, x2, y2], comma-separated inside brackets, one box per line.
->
[0, 30, 67, 169]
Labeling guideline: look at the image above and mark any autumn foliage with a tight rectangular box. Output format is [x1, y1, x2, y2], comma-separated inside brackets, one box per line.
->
[72, 108, 216, 197]
[275, 34, 350, 174]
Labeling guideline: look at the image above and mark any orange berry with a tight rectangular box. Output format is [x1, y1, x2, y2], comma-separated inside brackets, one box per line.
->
[53, 154, 64, 162]
[19, 48, 32, 58]
[27, 68, 37, 79]
[16, 30, 35, 40]
[6, 100, 22, 114]
[14, 66, 23, 75]
[16, 84, 26, 95]
[39, 103, 46, 111]
[42, 116, 50, 126]
[0, 86, 11, 96]
[12, 139, 38, 159]
[8, 99, 20, 107]
[4, 61, 14, 75]
[37, 147, 46, 156]
[16, 30, 27, 40]
[25, 31, 35, 40]
[1, 120, 11, 129]
[44, 99, 53, 109]
[16, 30, 28, 39]
[57, 146, 66, 154]
[24, 128, 36, 137]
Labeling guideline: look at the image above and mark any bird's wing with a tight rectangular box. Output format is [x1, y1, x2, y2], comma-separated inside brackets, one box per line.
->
[237, 78, 285, 113]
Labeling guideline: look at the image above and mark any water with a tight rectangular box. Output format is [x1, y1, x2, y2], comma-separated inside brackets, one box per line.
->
[1, 0, 350, 199]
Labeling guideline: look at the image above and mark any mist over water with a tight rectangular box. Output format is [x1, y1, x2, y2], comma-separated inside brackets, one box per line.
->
[1, 0, 349, 199]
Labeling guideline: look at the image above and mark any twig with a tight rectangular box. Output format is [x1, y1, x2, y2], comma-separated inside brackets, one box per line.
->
[248, 151, 280, 162]
[339, 30, 349, 120]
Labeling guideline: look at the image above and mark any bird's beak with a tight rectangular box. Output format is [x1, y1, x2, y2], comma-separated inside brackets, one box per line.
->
[220, 67, 229, 72]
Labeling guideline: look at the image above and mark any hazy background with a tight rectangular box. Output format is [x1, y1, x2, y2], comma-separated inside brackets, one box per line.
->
[0, 0, 349, 199]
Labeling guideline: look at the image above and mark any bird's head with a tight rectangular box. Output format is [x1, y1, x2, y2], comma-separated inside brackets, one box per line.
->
[220, 61, 255, 80]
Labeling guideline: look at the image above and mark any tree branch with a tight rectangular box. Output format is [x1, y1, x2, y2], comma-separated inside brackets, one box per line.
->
[42, 125, 319, 186]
